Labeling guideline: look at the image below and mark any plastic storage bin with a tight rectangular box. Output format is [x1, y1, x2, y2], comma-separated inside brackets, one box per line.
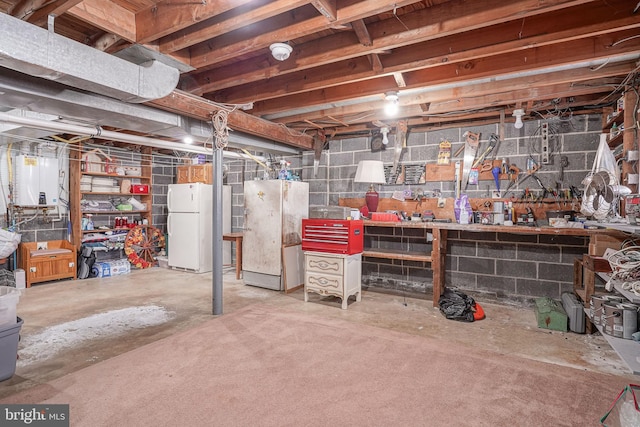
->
[0, 286, 20, 327]
[0, 317, 22, 381]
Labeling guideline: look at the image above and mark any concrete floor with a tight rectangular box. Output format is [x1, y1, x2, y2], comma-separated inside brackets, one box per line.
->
[0, 266, 636, 399]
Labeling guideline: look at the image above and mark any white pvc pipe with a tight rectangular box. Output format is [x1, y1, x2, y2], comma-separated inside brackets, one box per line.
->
[0, 112, 265, 161]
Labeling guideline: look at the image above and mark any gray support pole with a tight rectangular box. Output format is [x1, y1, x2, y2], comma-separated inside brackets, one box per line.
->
[212, 148, 224, 315]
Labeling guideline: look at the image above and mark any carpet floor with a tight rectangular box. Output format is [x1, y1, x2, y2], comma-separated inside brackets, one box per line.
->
[0, 303, 629, 426]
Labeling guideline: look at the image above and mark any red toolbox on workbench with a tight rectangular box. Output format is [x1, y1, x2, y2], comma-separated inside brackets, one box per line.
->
[302, 219, 364, 255]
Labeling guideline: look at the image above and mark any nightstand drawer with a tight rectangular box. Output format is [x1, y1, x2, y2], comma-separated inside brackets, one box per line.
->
[303, 251, 362, 310]
[305, 272, 344, 294]
[305, 253, 344, 275]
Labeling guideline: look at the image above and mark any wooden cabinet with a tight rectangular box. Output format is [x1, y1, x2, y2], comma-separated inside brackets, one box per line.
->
[176, 164, 212, 184]
[304, 251, 362, 309]
[19, 240, 76, 287]
[69, 145, 153, 248]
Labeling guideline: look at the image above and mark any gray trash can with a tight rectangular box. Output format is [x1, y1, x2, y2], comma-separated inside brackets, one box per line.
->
[0, 317, 22, 381]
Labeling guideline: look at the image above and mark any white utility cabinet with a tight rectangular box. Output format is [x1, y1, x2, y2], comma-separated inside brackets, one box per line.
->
[242, 180, 309, 290]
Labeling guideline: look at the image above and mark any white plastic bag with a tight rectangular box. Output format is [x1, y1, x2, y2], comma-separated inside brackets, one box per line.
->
[581, 134, 619, 218]
[0, 229, 21, 258]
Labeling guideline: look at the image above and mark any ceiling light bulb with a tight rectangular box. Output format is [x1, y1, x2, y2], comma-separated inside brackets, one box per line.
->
[384, 101, 398, 116]
[184, 136, 193, 144]
[270, 43, 292, 61]
[512, 109, 525, 129]
[381, 127, 390, 145]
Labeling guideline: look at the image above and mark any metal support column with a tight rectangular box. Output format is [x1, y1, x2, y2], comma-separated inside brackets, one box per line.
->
[212, 148, 224, 315]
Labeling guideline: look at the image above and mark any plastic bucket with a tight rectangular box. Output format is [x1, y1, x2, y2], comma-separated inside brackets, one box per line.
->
[0, 317, 22, 381]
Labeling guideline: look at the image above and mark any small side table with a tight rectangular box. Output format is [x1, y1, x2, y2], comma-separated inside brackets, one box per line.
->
[223, 232, 243, 280]
[304, 251, 362, 309]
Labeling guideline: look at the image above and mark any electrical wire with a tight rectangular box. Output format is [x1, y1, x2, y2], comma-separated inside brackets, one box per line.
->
[606, 246, 640, 295]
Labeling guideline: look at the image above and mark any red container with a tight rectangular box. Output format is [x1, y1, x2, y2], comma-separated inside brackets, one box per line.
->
[130, 184, 149, 194]
[302, 219, 364, 255]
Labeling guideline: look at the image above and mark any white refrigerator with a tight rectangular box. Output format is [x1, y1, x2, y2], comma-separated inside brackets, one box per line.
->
[167, 183, 231, 273]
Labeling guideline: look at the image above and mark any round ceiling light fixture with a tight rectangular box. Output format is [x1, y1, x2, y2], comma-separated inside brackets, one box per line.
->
[270, 43, 293, 61]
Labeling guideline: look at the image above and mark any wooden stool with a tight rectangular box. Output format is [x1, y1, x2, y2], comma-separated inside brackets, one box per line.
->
[223, 232, 243, 280]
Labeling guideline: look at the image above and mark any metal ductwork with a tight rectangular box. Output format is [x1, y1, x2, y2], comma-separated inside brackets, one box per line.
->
[0, 13, 179, 103]
[0, 68, 301, 156]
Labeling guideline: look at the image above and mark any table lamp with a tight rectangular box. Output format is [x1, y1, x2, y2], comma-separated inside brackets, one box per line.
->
[354, 160, 386, 213]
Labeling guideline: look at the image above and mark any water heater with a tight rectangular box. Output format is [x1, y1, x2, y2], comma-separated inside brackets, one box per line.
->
[14, 155, 59, 207]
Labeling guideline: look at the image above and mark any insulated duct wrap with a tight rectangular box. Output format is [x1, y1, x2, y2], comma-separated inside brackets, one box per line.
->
[0, 13, 179, 103]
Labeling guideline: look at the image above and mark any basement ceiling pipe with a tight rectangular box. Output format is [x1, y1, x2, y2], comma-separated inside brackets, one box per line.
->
[0, 13, 179, 103]
[0, 112, 266, 161]
[0, 68, 301, 156]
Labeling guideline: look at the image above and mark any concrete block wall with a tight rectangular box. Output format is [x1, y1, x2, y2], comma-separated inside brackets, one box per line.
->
[8, 114, 602, 301]
[445, 231, 588, 302]
[151, 156, 176, 234]
[224, 156, 305, 232]
[299, 114, 603, 302]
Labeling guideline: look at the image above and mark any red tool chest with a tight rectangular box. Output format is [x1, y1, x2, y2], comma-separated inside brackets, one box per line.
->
[302, 219, 364, 255]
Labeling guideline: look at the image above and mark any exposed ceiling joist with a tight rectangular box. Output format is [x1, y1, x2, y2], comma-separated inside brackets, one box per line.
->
[0, 0, 638, 147]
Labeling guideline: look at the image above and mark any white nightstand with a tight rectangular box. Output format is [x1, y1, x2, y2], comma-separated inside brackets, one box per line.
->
[304, 251, 362, 309]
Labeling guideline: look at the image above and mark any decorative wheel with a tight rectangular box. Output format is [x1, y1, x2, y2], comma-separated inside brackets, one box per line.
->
[124, 225, 165, 269]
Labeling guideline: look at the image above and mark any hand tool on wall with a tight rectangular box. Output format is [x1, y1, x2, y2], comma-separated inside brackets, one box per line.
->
[501, 164, 520, 197]
[392, 120, 408, 176]
[559, 155, 568, 183]
[460, 131, 480, 194]
[492, 166, 501, 193]
[472, 133, 500, 168]
[454, 160, 461, 198]
[313, 130, 326, 178]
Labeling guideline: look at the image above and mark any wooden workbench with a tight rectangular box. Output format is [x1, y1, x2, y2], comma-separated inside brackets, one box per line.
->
[362, 220, 625, 307]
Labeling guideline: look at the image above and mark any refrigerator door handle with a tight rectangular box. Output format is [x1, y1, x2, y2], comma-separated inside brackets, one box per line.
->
[167, 215, 172, 235]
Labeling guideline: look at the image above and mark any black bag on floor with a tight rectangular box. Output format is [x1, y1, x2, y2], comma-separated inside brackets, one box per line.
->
[438, 288, 476, 322]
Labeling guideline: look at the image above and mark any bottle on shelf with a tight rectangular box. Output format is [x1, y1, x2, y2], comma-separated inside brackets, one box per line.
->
[610, 122, 619, 140]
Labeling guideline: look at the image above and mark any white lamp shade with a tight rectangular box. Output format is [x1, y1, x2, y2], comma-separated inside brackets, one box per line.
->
[354, 160, 386, 184]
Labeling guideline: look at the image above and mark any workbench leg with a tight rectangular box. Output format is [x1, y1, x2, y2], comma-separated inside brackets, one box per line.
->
[431, 229, 447, 307]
